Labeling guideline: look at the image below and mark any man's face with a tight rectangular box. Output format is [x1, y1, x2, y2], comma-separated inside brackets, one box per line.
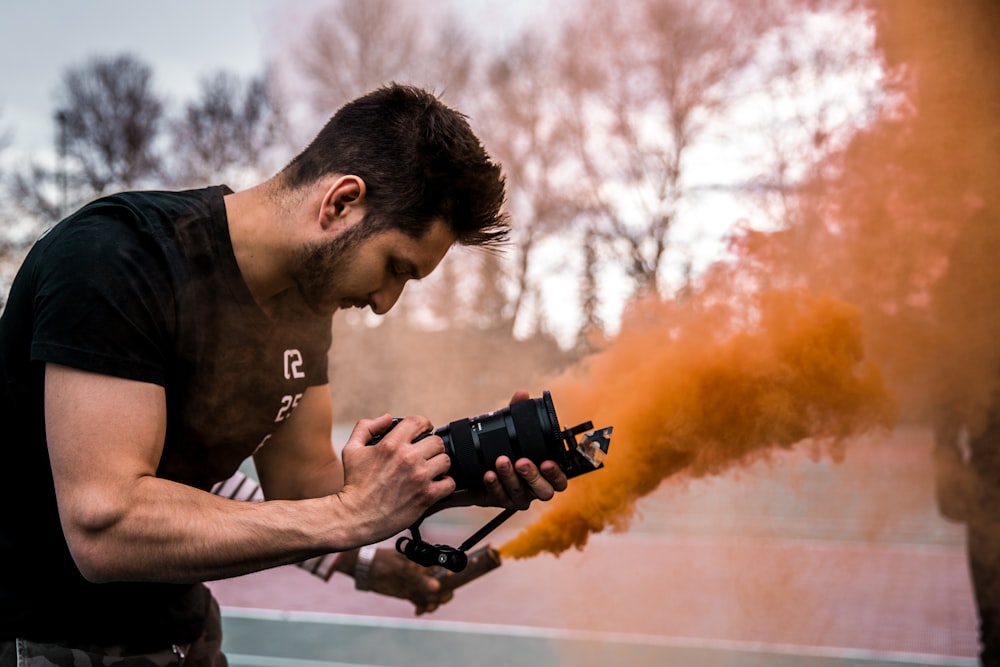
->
[290, 214, 455, 316]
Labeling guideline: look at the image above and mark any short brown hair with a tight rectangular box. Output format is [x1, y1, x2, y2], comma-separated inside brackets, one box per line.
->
[281, 84, 509, 248]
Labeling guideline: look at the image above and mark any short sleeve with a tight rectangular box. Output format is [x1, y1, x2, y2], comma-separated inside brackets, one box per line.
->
[29, 214, 177, 386]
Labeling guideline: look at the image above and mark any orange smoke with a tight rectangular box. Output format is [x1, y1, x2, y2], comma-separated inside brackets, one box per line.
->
[501, 290, 896, 559]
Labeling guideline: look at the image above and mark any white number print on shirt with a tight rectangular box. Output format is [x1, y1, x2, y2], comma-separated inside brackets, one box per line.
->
[284, 349, 306, 379]
[275, 349, 306, 423]
[275, 393, 303, 423]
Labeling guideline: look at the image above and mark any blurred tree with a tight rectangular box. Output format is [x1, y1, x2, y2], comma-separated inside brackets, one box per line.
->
[293, 0, 472, 114]
[576, 228, 607, 352]
[9, 108, 75, 225]
[726, 0, 890, 299]
[473, 30, 582, 337]
[557, 0, 776, 301]
[9, 163, 62, 225]
[55, 53, 164, 194]
[7, 107, 64, 246]
[0, 113, 23, 306]
[280, 0, 882, 350]
[168, 70, 286, 188]
[742, 0, 887, 232]
[469, 251, 510, 331]
[11, 55, 287, 225]
[0, 111, 10, 213]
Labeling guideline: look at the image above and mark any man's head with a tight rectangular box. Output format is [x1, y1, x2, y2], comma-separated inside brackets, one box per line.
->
[290, 204, 455, 315]
[279, 84, 509, 249]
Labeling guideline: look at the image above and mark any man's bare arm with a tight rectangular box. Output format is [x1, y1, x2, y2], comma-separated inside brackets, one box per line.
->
[253, 385, 343, 500]
[44, 364, 453, 585]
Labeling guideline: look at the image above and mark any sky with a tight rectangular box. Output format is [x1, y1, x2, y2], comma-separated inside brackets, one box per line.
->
[0, 0, 542, 163]
[0, 0, 286, 160]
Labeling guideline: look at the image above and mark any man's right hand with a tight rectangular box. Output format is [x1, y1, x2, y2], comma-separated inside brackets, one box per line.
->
[336, 414, 455, 543]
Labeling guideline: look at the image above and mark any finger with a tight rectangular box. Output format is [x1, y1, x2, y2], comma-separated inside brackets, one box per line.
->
[496, 456, 533, 509]
[482, 468, 507, 506]
[413, 433, 446, 458]
[539, 460, 569, 493]
[514, 458, 556, 501]
[428, 474, 457, 500]
[348, 413, 394, 446]
[414, 589, 453, 616]
[421, 439, 452, 479]
[509, 389, 530, 404]
[422, 585, 454, 610]
[387, 415, 435, 444]
[413, 575, 444, 615]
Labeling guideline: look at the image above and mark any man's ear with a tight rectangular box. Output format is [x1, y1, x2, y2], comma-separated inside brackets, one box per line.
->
[319, 175, 366, 231]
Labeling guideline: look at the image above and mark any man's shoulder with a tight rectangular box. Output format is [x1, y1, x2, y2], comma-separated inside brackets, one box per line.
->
[81, 185, 231, 229]
[37, 186, 230, 265]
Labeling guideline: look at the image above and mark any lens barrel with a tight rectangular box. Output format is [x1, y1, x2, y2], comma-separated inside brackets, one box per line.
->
[435, 391, 562, 491]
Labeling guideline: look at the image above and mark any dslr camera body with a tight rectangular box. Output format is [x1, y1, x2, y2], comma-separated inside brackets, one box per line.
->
[370, 390, 612, 572]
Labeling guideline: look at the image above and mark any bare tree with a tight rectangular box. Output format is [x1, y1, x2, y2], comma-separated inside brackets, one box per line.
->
[292, 0, 473, 116]
[0, 112, 10, 218]
[9, 163, 62, 225]
[576, 228, 606, 351]
[0, 113, 19, 286]
[6, 109, 63, 235]
[169, 70, 285, 188]
[0, 112, 8, 179]
[737, 0, 888, 271]
[557, 0, 776, 300]
[472, 30, 583, 337]
[0, 112, 50, 306]
[55, 53, 164, 195]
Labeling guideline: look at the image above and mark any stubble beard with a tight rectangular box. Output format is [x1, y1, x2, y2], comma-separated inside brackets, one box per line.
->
[290, 221, 373, 316]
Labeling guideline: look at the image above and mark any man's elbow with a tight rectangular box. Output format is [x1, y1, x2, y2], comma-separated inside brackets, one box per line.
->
[60, 502, 130, 583]
[68, 538, 119, 583]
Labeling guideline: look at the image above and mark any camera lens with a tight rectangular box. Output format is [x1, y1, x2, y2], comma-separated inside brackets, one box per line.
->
[434, 391, 563, 491]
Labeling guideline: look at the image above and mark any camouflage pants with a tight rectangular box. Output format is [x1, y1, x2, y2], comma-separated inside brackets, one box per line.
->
[0, 598, 226, 667]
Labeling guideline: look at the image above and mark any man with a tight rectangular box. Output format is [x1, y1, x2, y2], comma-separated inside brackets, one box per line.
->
[0, 84, 566, 665]
[934, 403, 1000, 667]
[931, 199, 1000, 666]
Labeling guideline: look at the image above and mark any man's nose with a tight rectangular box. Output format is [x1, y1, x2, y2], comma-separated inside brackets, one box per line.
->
[371, 280, 407, 315]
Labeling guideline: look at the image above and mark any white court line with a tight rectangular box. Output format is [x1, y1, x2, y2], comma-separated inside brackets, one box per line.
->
[222, 606, 976, 666]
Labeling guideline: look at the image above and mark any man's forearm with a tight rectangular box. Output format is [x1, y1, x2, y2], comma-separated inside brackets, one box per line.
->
[67, 475, 360, 584]
[212, 471, 342, 580]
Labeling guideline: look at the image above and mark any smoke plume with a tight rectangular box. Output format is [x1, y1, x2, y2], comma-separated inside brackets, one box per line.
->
[503, 0, 1000, 560]
[502, 290, 895, 559]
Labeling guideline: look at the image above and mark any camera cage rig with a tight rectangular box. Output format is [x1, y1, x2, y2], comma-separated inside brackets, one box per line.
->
[389, 391, 613, 572]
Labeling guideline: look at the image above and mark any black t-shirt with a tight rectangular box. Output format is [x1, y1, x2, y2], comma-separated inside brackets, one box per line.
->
[0, 187, 332, 646]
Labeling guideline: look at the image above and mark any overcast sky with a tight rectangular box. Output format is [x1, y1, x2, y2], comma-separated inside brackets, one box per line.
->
[0, 0, 541, 164]
[0, 1, 294, 158]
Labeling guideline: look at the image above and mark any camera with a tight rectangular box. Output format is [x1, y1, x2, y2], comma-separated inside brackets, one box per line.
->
[370, 390, 612, 571]
[369, 390, 609, 491]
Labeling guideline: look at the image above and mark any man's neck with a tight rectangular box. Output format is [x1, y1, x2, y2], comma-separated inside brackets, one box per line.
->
[224, 181, 295, 314]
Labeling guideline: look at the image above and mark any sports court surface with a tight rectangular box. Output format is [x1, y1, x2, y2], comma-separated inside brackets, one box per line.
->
[208, 425, 980, 666]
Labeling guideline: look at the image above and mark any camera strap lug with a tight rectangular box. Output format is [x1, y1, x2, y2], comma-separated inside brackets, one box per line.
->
[395, 507, 518, 573]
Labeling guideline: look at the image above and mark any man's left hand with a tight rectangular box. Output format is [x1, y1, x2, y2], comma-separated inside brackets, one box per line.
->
[478, 389, 568, 510]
